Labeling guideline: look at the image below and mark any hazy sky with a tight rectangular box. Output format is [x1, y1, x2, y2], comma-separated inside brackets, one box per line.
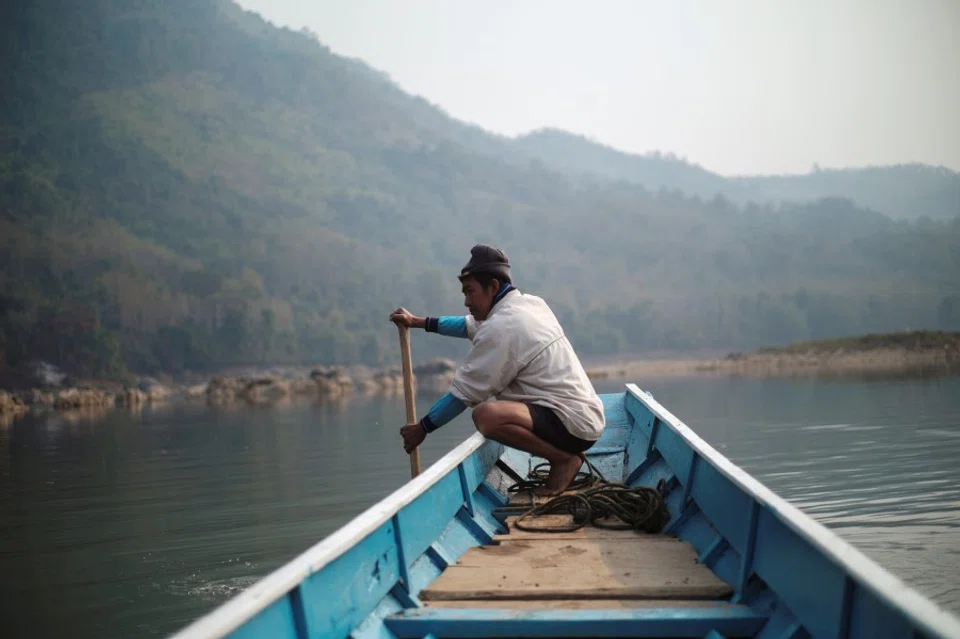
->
[234, 0, 958, 176]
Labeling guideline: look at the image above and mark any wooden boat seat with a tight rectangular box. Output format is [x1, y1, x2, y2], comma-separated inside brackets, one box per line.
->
[386, 606, 767, 638]
[419, 516, 734, 607]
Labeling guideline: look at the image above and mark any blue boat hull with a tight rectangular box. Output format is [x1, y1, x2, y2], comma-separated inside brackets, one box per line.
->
[169, 384, 960, 639]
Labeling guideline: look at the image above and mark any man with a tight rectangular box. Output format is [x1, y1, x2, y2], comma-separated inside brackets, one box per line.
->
[389, 244, 605, 496]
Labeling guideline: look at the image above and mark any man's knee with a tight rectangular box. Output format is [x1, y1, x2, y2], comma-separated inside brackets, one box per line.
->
[472, 401, 532, 437]
[472, 402, 496, 435]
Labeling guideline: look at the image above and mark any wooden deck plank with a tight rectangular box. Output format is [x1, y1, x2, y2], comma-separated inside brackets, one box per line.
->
[492, 531, 639, 542]
[420, 536, 733, 601]
[423, 599, 735, 610]
[493, 514, 654, 541]
[451, 537, 699, 567]
[506, 488, 581, 507]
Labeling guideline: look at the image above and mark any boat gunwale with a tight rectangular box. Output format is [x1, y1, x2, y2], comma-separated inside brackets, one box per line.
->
[169, 384, 960, 639]
[168, 432, 491, 639]
[626, 382, 960, 638]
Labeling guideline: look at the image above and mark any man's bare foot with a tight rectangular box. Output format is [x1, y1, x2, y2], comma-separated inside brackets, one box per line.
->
[533, 453, 583, 497]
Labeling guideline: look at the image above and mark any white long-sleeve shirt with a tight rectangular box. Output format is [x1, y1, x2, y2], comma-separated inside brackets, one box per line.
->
[447, 289, 606, 441]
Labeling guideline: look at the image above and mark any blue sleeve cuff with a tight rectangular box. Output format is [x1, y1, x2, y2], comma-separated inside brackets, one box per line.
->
[424, 316, 468, 338]
[420, 392, 467, 433]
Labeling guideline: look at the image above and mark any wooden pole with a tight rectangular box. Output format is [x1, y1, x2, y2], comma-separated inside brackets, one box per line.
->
[397, 323, 422, 478]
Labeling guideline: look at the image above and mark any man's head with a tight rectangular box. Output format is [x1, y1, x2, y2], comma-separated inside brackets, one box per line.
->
[458, 244, 512, 321]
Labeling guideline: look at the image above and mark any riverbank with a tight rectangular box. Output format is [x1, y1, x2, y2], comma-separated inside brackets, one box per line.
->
[586, 331, 960, 381]
[0, 359, 460, 424]
[3, 332, 959, 423]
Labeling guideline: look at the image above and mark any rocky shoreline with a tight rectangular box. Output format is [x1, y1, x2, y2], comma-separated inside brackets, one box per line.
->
[4, 334, 959, 424]
[587, 341, 960, 381]
[0, 358, 459, 423]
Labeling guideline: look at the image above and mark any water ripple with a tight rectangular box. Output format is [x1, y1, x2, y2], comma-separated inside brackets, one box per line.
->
[3, 377, 959, 637]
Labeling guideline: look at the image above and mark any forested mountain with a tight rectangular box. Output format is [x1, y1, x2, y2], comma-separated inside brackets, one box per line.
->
[1, 0, 958, 381]
[513, 129, 960, 221]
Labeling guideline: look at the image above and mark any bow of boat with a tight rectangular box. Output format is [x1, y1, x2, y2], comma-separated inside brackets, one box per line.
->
[168, 384, 960, 639]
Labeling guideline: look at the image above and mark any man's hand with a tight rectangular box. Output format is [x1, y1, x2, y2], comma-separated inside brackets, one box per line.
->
[389, 307, 424, 329]
[400, 422, 426, 454]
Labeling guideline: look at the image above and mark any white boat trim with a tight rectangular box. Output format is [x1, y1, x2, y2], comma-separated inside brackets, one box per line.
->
[168, 432, 489, 639]
[626, 383, 960, 638]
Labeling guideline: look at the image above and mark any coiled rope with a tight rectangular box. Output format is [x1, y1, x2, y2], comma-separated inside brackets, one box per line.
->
[508, 457, 671, 534]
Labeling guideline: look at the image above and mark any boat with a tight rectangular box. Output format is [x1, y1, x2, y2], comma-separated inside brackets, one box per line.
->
[169, 383, 960, 638]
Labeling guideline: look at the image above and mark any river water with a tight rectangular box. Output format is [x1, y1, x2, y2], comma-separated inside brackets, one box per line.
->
[2, 375, 959, 637]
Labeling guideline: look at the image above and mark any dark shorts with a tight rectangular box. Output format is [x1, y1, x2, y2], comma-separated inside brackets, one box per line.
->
[527, 403, 596, 455]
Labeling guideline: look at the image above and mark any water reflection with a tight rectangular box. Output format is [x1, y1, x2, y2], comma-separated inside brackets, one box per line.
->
[1, 376, 958, 638]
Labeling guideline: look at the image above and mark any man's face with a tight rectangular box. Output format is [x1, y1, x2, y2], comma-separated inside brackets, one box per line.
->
[461, 276, 498, 321]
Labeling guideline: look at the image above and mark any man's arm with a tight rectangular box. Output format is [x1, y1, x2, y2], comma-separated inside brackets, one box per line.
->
[413, 327, 519, 435]
[389, 308, 477, 339]
[424, 316, 475, 339]
[418, 391, 468, 434]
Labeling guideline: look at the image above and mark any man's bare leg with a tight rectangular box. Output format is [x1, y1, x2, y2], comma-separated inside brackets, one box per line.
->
[471, 400, 582, 496]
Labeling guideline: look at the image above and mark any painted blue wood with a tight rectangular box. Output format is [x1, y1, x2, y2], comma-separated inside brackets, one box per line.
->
[224, 595, 299, 639]
[384, 606, 768, 638]
[468, 486, 506, 535]
[295, 522, 403, 637]
[499, 445, 530, 479]
[389, 583, 419, 609]
[698, 534, 728, 566]
[662, 495, 699, 536]
[454, 506, 494, 544]
[424, 543, 451, 570]
[391, 513, 411, 591]
[646, 416, 660, 457]
[596, 391, 631, 449]
[838, 576, 854, 638]
[623, 404, 653, 484]
[681, 452, 699, 506]
[626, 391, 856, 630]
[623, 447, 659, 486]
[456, 463, 474, 516]
[584, 448, 624, 481]
[846, 580, 917, 639]
[475, 480, 506, 508]
[288, 587, 309, 639]
[625, 384, 960, 639]
[776, 622, 805, 639]
[735, 500, 760, 601]
[628, 454, 676, 495]
[626, 391, 756, 554]
[350, 595, 405, 639]
[170, 388, 960, 639]
[753, 604, 808, 639]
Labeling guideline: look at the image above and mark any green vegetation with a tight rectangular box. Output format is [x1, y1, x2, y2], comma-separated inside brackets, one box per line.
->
[1, 0, 958, 382]
[756, 331, 960, 355]
[515, 129, 960, 221]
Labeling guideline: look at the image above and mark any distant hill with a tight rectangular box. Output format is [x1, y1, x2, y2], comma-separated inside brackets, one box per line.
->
[512, 129, 729, 199]
[511, 129, 960, 221]
[1, 0, 958, 381]
[729, 164, 960, 221]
